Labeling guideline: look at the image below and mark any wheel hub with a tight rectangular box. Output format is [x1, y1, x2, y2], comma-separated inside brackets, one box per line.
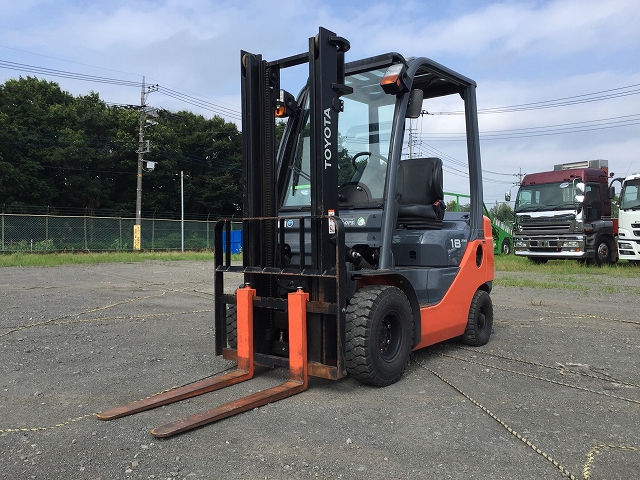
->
[378, 315, 401, 360]
[477, 311, 486, 332]
[598, 243, 609, 261]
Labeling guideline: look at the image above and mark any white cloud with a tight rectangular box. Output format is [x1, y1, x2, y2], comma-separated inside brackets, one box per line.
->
[1, 0, 639, 202]
[340, 0, 639, 74]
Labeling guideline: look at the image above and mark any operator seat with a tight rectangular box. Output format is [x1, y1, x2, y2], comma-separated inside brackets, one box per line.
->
[395, 157, 445, 229]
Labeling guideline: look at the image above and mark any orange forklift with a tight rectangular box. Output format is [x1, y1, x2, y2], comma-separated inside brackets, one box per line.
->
[98, 27, 494, 437]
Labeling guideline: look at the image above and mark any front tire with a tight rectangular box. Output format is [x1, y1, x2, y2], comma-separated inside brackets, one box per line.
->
[501, 238, 511, 255]
[591, 236, 614, 266]
[461, 290, 493, 346]
[345, 285, 414, 387]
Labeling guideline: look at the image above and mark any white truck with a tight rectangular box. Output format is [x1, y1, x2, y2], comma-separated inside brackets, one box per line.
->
[615, 173, 640, 264]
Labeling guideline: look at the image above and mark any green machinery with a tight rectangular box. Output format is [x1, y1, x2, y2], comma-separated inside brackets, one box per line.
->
[444, 191, 513, 255]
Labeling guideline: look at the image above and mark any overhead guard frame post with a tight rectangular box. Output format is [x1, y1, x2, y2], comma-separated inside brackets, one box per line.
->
[377, 57, 484, 270]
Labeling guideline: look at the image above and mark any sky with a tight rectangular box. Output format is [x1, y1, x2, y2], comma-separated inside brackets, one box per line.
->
[1, 0, 639, 205]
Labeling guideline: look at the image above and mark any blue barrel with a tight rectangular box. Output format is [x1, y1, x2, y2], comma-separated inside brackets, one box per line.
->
[222, 229, 242, 254]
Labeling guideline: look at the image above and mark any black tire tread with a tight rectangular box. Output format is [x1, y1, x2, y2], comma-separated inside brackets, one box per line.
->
[461, 289, 493, 346]
[592, 236, 614, 266]
[345, 285, 413, 387]
[226, 304, 237, 349]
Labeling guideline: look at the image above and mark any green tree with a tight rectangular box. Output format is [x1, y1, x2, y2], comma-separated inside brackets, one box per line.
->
[0, 77, 70, 208]
[0, 76, 243, 218]
[446, 199, 459, 212]
[489, 202, 514, 222]
[143, 110, 242, 217]
[445, 199, 470, 212]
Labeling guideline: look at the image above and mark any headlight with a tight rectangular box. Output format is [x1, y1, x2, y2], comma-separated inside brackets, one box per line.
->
[563, 241, 580, 248]
[515, 241, 527, 247]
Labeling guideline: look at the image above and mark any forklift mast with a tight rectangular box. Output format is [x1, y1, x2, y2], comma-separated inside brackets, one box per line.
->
[241, 27, 350, 277]
[215, 27, 353, 380]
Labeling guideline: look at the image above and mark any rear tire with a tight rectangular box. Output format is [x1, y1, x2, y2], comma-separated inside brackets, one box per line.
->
[461, 290, 493, 346]
[345, 285, 413, 387]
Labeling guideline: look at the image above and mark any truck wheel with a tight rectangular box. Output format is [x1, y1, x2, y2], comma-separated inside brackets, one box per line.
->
[592, 237, 613, 266]
[501, 239, 511, 255]
[461, 290, 493, 346]
[226, 304, 237, 349]
[345, 285, 413, 387]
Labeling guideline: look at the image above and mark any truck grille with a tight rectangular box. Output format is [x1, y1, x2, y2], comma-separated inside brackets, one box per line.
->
[519, 222, 572, 234]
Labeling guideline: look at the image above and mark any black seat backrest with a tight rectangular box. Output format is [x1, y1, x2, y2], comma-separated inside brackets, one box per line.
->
[396, 157, 444, 206]
[396, 157, 445, 229]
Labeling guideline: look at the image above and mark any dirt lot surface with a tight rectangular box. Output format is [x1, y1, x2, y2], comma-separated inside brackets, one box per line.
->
[1, 261, 639, 480]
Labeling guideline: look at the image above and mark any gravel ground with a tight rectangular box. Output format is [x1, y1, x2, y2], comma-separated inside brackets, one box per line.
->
[0, 261, 638, 480]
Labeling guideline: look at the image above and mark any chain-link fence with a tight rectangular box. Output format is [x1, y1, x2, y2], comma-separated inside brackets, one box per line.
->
[0, 213, 242, 252]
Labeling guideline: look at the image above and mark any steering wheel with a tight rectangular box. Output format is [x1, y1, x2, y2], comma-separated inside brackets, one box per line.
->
[338, 182, 373, 204]
[352, 151, 371, 171]
[352, 151, 388, 169]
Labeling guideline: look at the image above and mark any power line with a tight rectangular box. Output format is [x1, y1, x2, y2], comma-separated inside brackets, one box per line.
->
[0, 44, 142, 78]
[402, 141, 513, 186]
[0, 59, 242, 120]
[431, 83, 640, 115]
[156, 87, 242, 120]
[479, 84, 640, 114]
[480, 113, 640, 134]
[4, 56, 636, 125]
[416, 113, 640, 141]
[0, 60, 141, 87]
[479, 116, 640, 140]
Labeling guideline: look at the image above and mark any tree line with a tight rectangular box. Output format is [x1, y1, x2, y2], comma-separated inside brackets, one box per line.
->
[445, 199, 514, 223]
[0, 77, 516, 223]
[0, 77, 242, 219]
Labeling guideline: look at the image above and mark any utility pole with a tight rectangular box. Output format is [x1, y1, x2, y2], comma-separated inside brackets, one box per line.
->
[133, 76, 157, 250]
[505, 168, 526, 203]
[406, 124, 417, 159]
[181, 171, 184, 253]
